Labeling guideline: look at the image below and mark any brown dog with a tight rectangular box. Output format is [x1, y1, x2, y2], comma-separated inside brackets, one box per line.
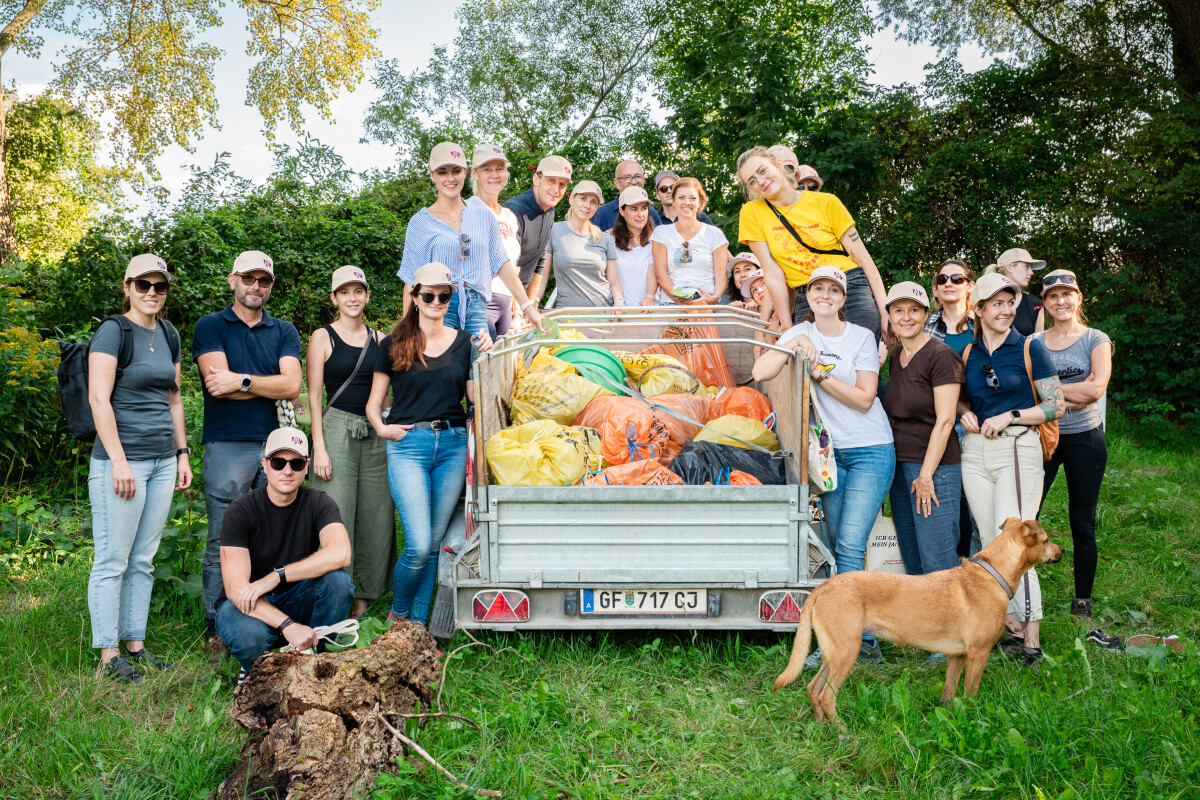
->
[774, 517, 1063, 724]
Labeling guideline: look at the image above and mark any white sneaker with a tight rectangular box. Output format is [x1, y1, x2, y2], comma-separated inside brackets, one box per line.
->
[237, 667, 248, 687]
[803, 648, 823, 670]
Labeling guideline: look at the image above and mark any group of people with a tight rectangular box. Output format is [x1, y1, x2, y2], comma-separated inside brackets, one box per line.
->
[84, 140, 1113, 685]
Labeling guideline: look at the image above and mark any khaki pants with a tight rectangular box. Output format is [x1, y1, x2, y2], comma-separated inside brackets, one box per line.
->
[961, 429, 1044, 622]
[312, 407, 395, 599]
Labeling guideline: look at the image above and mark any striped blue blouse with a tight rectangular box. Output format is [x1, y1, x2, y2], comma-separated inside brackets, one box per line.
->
[396, 206, 510, 299]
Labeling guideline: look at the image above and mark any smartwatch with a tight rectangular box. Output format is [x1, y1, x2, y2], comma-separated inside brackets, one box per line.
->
[176, 447, 190, 457]
[274, 565, 287, 583]
[1010, 409, 1021, 424]
[240, 374, 252, 392]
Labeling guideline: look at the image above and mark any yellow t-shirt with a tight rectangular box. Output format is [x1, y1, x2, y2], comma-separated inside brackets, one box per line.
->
[738, 193, 859, 287]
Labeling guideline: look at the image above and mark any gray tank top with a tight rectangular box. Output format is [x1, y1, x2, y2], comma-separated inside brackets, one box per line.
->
[1031, 328, 1112, 434]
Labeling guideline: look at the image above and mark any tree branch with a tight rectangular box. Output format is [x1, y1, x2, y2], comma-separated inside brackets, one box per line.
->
[563, 24, 660, 149]
[0, 0, 48, 59]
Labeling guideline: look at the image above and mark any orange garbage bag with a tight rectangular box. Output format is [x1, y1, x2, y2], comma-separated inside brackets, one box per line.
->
[729, 470, 762, 485]
[585, 461, 685, 486]
[640, 324, 734, 389]
[575, 396, 679, 466]
[648, 393, 715, 441]
[713, 386, 772, 422]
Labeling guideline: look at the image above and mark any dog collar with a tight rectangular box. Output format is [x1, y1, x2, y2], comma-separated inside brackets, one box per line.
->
[970, 557, 1015, 600]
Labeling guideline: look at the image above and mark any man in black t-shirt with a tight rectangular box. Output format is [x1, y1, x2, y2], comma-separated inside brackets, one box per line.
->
[214, 427, 353, 678]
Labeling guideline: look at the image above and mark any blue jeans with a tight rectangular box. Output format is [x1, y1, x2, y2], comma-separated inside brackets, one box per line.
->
[387, 427, 468, 624]
[822, 443, 895, 575]
[792, 267, 882, 344]
[215, 570, 354, 671]
[87, 457, 177, 648]
[889, 460, 961, 575]
[201, 440, 268, 626]
[445, 286, 490, 338]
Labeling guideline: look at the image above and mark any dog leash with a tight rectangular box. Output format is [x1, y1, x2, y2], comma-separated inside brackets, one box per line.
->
[1007, 427, 1034, 631]
[279, 618, 360, 654]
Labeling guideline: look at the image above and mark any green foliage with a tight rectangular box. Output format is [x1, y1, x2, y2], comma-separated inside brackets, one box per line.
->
[149, 495, 209, 614]
[0, 490, 86, 575]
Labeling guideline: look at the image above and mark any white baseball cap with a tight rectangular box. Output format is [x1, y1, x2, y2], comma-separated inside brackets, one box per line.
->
[806, 265, 847, 292]
[971, 272, 1022, 304]
[885, 281, 930, 309]
[429, 142, 468, 172]
[125, 253, 171, 282]
[264, 427, 308, 458]
[536, 154, 573, 179]
[232, 250, 274, 276]
[619, 186, 650, 207]
[331, 265, 368, 293]
[571, 180, 605, 203]
[413, 262, 454, 288]
[471, 143, 509, 168]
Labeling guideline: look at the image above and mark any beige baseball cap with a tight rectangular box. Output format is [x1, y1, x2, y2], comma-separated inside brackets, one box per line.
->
[331, 265, 368, 293]
[971, 272, 1022, 304]
[739, 268, 765, 299]
[232, 250, 275, 276]
[1040, 268, 1079, 296]
[471, 143, 508, 168]
[769, 144, 799, 169]
[413, 262, 454, 288]
[728, 251, 761, 271]
[885, 281, 930, 309]
[806, 265, 847, 292]
[536, 154, 573, 179]
[796, 164, 824, 190]
[264, 426, 309, 458]
[618, 186, 650, 207]
[429, 142, 468, 172]
[997, 247, 1046, 271]
[571, 180, 604, 203]
[125, 253, 171, 282]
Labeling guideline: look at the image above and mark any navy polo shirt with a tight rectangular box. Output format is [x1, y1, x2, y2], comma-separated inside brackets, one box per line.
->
[503, 189, 556, 286]
[592, 198, 665, 234]
[963, 329, 1057, 421]
[192, 305, 302, 443]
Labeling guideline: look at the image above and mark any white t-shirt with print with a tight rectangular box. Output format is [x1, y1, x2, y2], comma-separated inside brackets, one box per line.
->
[467, 196, 521, 297]
[649, 223, 729, 305]
[780, 320, 893, 449]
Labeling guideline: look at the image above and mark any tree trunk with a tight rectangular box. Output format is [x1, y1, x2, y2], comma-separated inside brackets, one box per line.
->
[0, 58, 17, 261]
[1160, 0, 1200, 98]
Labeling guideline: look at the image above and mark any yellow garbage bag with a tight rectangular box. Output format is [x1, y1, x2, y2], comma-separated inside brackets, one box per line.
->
[694, 414, 780, 451]
[613, 351, 687, 382]
[546, 325, 590, 353]
[634, 362, 702, 396]
[510, 353, 612, 426]
[486, 420, 600, 486]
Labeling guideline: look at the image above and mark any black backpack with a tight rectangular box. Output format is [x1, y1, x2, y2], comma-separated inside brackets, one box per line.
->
[57, 315, 181, 442]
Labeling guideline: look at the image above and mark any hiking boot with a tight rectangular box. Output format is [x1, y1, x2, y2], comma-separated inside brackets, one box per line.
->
[1020, 646, 1044, 671]
[103, 654, 142, 684]
[858, 639, 883, 664]
[127, 648, 175, 672]
[803, 648, 823, 670]
[1085, 628, 1123, 652]
[1070, 598, 1093, 619]
[998, 633, 1026, 656]
[204, 634, 229, 665]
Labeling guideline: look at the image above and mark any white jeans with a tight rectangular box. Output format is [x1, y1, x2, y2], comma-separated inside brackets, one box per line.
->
[961, 429, 1044, 622]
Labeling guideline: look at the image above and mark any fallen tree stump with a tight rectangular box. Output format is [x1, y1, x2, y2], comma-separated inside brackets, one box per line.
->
[215, 620, 441, 800]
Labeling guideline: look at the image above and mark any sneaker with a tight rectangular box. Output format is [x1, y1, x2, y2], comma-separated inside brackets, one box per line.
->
[126, 648, 175, 671]
[998, 633, 1026, 656]
[236, 667, 249, 688]
[204, 634, 229, 665]
[1070, 598, 1093, 619]
[924, 652, 948, 665]
[1126, 634, 1187, 653]
[858, 639, 883, 664]
[1020, 646, 1044, 671]
[1085, 628, 1123, 652]
[102, 654, 142, 684]
[803, 648, 823, 670]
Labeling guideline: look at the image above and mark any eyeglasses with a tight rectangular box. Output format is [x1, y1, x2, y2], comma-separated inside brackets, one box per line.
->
[936, 273, 969, 286]
[657, 184, 674, 194]
[459, 233, 471, 259]
[268, 456, 307, 472]
[419, 291, 453, 305]
[681, 240, 693, 264]
[133, 279, 170, 295]
[1042, 274, 1077, 289]
[618, 174, 644, 182]
[981, 364, 1000, 390]
[239, 274, 275, 287]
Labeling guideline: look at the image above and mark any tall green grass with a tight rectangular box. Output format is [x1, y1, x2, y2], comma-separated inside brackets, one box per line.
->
[1, 412, 1197, 799]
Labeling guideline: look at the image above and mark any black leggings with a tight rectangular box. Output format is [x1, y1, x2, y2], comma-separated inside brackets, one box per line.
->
[1040, 425, 1107, 599]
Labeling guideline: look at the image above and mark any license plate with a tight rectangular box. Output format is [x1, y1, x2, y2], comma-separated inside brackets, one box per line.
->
[580, 589, 707, 616]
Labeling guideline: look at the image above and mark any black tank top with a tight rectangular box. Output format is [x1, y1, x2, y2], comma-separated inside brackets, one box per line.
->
[1013, 292, 1043, 336]
[323, 325, 378, 416]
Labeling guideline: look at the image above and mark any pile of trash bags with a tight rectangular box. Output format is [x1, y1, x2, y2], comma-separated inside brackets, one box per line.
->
[486, 331, 785, 487]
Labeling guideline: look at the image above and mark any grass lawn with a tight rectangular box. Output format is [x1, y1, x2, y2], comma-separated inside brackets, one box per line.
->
[1, 412, 1198, 799]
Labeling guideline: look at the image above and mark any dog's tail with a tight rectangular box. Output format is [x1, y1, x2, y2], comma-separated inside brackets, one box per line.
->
[773, 594, 815, 691]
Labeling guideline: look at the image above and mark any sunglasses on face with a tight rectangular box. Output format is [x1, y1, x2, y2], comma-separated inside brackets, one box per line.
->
[133, 279, 170, 295]
[657, 184, 674, 194]
[268, 456, 307, 472]
[239, 274, 275, 287]
[419, 291, 453, 305]
[1042, 274, 1077, 289]
[981, 364, 1000, 390]
[936, 273, 969, 286]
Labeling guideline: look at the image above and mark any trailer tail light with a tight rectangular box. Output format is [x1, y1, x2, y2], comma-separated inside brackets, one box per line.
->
[472, 590, 530, 623]
[759, 590, 808, 623]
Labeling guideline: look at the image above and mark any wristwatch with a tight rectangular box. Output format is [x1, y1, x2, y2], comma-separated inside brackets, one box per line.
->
[176, 447, 190, 457]
[240, 374, 252, 392]
[274, 565, 287, 583]
[1010, 409, 1021, 423]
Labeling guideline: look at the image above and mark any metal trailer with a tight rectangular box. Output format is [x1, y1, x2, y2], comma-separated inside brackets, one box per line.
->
[428, 306, 833, 638]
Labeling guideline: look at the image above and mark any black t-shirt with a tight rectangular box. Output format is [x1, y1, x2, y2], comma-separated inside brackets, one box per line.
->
[374, 329, 472, 425]
[1013, 292, 1043, 336]
[216, 486, 343, 607]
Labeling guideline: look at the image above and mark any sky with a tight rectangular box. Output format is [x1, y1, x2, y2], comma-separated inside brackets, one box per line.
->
[6, 2, 995, 215]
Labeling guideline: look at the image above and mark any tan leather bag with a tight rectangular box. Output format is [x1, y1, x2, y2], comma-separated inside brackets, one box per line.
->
[960, 339, 1059, 462]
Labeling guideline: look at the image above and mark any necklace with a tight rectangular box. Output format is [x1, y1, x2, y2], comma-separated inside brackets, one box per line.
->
[136, 321, 156, 352]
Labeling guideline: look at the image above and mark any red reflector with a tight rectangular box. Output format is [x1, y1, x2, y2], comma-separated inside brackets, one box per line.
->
[759, 590, 807, 622]
[773, 593, 802, 622]
[472, 590, 531, 622]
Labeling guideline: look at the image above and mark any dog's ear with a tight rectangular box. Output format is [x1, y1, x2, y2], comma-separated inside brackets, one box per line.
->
[999, 517, 1022, 535]
[1023, 519, 1048, 540]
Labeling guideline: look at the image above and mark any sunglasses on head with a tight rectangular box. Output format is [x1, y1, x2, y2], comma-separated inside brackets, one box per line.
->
[268, 456, 307, 472]
[981, 364, 1000, 390]
[419, 290, 453, 305]
[1042, 274, 1077, 289]
[935, 273, 969, 286]
[238, 273, 275, 287]
[132, 279, 170, 295]
[680, 240, 693, 264]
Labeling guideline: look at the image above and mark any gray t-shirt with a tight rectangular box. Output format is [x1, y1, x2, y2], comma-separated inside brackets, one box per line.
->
[1031, 328, 1112, 434]
[90, 319, 180, 461]
[547, 221, 619, 309]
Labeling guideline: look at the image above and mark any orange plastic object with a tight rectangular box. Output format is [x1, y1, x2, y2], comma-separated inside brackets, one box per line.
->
[648, 394, 715, 441]
[713, 386, 772, 422]
[575, 396, 679, 466]
[640, 324, 735, 389]
[585, 460, 686, 486]
[729, 470, 762, 485]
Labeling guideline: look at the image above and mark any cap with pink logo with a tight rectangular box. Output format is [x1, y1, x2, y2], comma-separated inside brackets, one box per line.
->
[536, 154, 572, 179]
[124, 253, 171, 282]
[331, 265, 369, 293]
[471, 143, 509, 168]
[429, 142, 468, 172]
[885, 281, 930, 309]
[264, 426, 308, 458]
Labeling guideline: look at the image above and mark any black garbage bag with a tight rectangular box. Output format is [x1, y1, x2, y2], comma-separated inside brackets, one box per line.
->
[668, 440, 787, 486]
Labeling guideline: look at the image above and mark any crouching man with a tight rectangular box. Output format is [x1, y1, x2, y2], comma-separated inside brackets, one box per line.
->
[215, 427, 354, 683]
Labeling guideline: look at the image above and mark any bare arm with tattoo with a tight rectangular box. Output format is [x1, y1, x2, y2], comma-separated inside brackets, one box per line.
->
[839, 226, 890, 342]
[976, 376, 1065, 439]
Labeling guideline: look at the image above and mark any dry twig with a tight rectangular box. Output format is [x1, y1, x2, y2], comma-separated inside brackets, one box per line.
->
[376, 712, 501, 798]
[380, 710, 481, 731]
